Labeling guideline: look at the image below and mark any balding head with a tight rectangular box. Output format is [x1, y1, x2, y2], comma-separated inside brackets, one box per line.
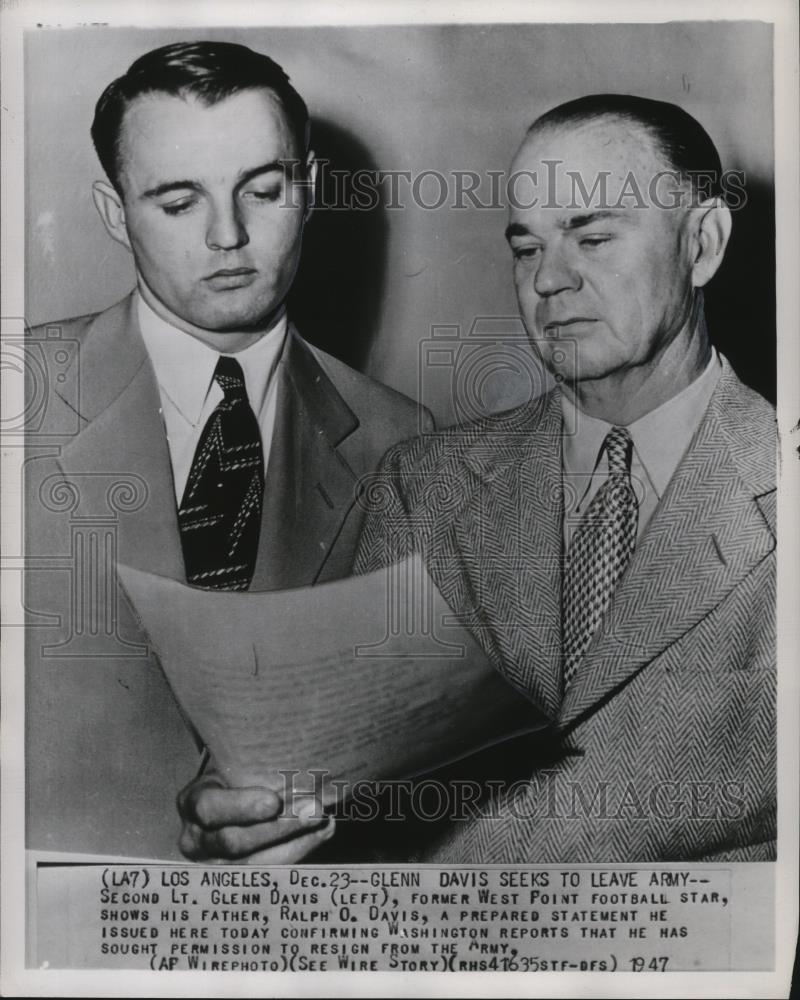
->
[525, 94, 725, 205]
[505, 94, 732, 411]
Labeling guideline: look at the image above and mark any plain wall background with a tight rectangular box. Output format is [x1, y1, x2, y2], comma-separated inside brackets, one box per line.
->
[25, 22, 775, 423]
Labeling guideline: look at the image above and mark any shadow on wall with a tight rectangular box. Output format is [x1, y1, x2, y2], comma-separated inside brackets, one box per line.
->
[705, 178, 775, 404]
[288, 118, 387, 371]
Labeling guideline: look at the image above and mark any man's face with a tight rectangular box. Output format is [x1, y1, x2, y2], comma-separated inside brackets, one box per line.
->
[115, 88, 309, 332]
[506, 118, 697, 383]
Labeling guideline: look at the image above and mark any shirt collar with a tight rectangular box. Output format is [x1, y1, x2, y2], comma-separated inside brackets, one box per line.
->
[562, 349, 722, 494]
[137, 291, 288, 426]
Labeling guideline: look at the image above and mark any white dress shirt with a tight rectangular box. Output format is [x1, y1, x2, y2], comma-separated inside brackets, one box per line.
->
[137, 292, 287, 504]
[561, 350, 722, 547]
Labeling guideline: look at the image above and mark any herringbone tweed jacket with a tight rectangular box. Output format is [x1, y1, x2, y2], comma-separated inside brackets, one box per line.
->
[355, 356, 776, 862]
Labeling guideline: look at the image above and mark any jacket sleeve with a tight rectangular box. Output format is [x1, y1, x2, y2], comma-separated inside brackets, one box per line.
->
[353, 439, 420, 576]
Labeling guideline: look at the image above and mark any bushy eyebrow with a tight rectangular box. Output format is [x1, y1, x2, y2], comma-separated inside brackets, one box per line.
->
[505, 210, 631, 243]
[141, 179, 202, 199]
[505, 222, 531, 242]
[560, 210, 628, 231]
[141, 160, 286, 200]
[237, 160, 286, 186]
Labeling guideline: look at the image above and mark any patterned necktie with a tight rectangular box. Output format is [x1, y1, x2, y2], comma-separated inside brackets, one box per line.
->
[562, 425, 638, 688]
[178, 356, 264, 591]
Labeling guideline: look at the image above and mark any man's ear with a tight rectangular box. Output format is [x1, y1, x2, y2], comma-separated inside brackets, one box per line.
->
[689, 196, 732, 288]
[303, 150, 317, 223]
[92, 180, 132, 252]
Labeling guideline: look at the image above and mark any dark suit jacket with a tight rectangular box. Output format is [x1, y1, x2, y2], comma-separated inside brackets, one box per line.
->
[25, 292, 431, 858]
[356, 357, 776, 862]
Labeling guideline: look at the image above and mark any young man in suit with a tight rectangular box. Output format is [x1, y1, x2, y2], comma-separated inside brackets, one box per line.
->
[354, 94, 776, 862]
[24, 41, 429, 860]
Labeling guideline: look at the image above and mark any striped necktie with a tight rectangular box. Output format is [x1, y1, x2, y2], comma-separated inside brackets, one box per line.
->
[562, 425, 638, 688]
[178, 356, 264, 590]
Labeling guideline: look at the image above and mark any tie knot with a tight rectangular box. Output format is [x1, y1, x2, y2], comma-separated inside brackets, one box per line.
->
[214, 356, 247, 400]
[604, 425, 633, 474]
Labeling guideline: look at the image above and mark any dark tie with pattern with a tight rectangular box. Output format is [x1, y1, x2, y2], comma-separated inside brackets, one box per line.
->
[562, 425, 638, 688]
[178, 356, 264, 591]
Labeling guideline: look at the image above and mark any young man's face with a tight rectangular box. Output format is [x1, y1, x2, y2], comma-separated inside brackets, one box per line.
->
[506, 118, 698, 384]
[113, 88, 310, 332]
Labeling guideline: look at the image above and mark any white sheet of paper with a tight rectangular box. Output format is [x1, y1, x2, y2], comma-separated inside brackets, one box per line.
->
[118, 555, 542, 798]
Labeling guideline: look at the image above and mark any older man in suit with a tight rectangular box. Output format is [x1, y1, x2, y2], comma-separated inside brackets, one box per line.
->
[24, 41, 429, 860]
[355, 94, 776, 862]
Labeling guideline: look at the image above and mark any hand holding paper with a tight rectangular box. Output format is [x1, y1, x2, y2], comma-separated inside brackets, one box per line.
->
[176, 767, 334, 863]
[119, 554, 543, 858]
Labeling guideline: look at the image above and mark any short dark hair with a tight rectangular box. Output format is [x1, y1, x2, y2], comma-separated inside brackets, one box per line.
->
[91, 41, 309, 193]
[529, 94, 724, 199]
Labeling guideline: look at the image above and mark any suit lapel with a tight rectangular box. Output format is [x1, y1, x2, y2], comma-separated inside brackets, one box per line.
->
[250, 327, 360, 591]
[55, 294, 185, 581]
[57, 309, 361, 591]
[559, 363, 776, 728]
[455, 390, 564, 720]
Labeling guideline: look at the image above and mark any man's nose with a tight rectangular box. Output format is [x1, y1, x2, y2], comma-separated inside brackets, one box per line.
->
[533, 245, 581, 297]
[205, 199, 249, 252]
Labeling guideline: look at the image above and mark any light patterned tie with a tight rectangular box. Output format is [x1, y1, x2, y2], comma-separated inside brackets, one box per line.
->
[562, 425, 638, 688]
[178, 357, 264, 590]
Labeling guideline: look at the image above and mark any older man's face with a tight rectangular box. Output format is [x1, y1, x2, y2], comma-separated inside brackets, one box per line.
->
[115, 88, 309, 332]
[506, 118, 697, 383]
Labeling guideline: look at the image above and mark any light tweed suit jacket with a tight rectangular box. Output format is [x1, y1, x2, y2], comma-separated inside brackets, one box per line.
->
[355, 356, 776, 863]
[25, 293, 430, 858]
